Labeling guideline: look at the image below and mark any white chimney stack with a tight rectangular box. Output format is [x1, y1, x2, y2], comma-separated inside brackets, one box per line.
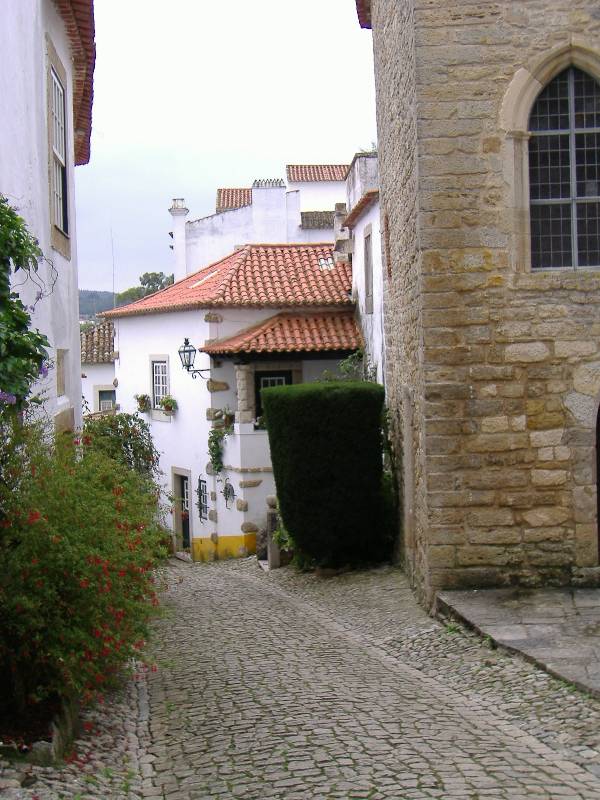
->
[169, 198, 189, 281]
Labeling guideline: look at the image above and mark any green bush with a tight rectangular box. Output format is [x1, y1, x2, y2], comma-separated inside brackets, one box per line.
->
[0, 419, 167, 714]
[83, 412, 160, 478]
[262, 381, 388, 567]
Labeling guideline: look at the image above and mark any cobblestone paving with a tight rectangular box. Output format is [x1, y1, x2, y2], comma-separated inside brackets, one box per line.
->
[140, 560, 600, 799]
[4, 558, 600, 799]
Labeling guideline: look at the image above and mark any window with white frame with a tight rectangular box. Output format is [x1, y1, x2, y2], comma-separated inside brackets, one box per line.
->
[529, 67, 600, 269]
[50, 68, 68, 234]
[98, 389, 116, 411]
[254, 370, 292, 417]
[152, 360, 168, 408]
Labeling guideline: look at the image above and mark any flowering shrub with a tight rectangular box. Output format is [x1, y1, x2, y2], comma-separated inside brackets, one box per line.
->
[83, 412, 160, 478]
[0, 196, 49, 409]
[0, 419, 167, 714]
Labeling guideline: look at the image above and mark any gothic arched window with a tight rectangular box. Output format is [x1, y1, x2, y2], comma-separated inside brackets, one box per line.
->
[529, 67, 600, 269]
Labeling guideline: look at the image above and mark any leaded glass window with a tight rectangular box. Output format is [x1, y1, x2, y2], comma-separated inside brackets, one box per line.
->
[529, 67, 600, 269]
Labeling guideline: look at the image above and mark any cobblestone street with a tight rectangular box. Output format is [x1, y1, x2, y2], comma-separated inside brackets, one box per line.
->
[5, 558, 600, 799]
[141, 560, 600, 799]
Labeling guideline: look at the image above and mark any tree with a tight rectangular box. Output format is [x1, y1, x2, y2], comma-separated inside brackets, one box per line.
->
[140, 271, 174, 293]
[116, 271, 174, 307]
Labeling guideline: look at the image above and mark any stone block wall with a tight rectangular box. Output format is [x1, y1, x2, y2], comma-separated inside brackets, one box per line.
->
[369, 0, 600, 603]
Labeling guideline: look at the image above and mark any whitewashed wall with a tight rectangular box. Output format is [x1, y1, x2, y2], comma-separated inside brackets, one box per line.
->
[114, 310, 213, 544]
[352, 201, 385, 384]
[287, 180, 347, 211]
[175, 179, 346, 277]
[81, 362, 116, 413]
[0, 0, 82, 428]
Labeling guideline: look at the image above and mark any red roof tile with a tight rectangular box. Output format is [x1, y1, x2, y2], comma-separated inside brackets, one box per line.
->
[80, 321, 116, 364]
[54, 0, 96, 165]
[103, 244, 352, 318]
[202, 312, 362, 355]
[355, 0, 372, 28]
[286, 165, 349, 182]
[215, 188, 252, 212]
[343, 189, 379, 230]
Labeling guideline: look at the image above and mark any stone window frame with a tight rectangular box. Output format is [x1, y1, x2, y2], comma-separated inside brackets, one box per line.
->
[56, 348, 68, 398]
[363, 223, 374, 314]
[500, 39, 600, 274]
[46, 35, 71, 260]
[94, 384, 116, 413]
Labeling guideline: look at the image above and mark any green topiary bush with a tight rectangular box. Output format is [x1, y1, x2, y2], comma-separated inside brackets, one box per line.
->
[262, 381, 388, 567]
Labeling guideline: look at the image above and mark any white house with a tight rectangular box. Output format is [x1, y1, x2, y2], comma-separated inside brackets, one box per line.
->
[169, 164, 349, 281]
[103, 243, 360, 561]
[336, 152, 385, 383]
[80, 321, 117, 413]
[0, 0, 95, 431]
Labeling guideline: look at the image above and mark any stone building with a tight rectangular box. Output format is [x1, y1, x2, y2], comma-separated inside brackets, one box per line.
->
[356, 1, 600, 603]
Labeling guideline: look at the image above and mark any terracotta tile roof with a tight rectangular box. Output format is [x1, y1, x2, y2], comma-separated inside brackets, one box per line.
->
[54, 0, 96, 165]
[80, 321, 116, 364]
[103, 244, 353, 318]
[215, 188, 252, 212]
[300, 211, 335, 229]
[202, 311, 362, 355]
[343, 189, 379, 229]
[355, 0, 372, 28]
[286, 165, 349, 182]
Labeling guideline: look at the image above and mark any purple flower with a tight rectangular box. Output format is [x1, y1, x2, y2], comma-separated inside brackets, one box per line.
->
[39, 361, 49, 378]
[0, 391, 17, 405]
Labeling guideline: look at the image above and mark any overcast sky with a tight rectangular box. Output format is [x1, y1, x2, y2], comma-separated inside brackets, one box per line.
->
[75, 0, 377, 293]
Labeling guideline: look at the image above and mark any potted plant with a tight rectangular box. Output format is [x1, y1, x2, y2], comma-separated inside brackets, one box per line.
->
[159, 394, 178, 416]
[134, 393, 151, 413]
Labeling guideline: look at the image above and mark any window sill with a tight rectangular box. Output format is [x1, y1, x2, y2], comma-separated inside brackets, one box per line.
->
[151, 408, 171, 423]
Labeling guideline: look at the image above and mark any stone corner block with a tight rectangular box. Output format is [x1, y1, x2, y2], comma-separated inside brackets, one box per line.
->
[207, 379, 229, 393]
[241, 521, 258, 533]
[236, 499, 248, 512]
[239, 479, 262, 489]
[208, 510, 218, 522]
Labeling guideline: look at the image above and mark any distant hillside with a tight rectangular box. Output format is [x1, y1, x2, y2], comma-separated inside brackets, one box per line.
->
[79, 289, 115, 319]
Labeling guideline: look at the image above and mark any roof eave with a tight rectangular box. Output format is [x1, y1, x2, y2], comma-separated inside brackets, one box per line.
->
[54, 0, 96, 165]
[355, 0, 372, 28]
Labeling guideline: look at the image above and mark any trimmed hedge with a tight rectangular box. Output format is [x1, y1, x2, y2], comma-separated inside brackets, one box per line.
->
[262, 381, 388, 567]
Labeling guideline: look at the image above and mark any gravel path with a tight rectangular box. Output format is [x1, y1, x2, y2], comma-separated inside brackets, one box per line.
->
[3, 558, 600, 799]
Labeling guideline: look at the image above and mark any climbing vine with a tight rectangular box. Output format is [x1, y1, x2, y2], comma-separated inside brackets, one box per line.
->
[0, 196, 49, 409]
[208, 425, 232, 475]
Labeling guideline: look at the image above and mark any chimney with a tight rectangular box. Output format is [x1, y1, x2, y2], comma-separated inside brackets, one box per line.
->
[169, 198, 189, 281]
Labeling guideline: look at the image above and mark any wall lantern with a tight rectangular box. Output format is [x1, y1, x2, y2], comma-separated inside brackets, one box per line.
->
[178, 338, 210, 379]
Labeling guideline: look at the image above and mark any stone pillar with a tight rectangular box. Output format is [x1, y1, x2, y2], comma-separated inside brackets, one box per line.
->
[235, 364, 254, 423]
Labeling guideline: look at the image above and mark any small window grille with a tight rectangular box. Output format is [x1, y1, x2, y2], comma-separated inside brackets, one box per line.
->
[197, 478, 208, 520]
[529, 67, 600, 269]
[152, 361, 168, 408]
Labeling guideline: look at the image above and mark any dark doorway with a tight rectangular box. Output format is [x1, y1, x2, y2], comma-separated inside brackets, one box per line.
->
[254, 370, 292, 418]
[178, 474, 190, 550]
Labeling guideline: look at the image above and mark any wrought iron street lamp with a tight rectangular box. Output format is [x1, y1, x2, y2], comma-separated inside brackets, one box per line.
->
[178, 338, 210, 379]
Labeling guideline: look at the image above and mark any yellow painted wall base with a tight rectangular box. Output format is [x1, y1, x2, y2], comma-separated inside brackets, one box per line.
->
[192, 533, 257, 563]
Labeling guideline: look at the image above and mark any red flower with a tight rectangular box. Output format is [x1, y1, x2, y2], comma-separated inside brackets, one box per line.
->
[82, 435, 92, 446]
[27, 510, 41, 524]
[79, 578, 90, 589]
